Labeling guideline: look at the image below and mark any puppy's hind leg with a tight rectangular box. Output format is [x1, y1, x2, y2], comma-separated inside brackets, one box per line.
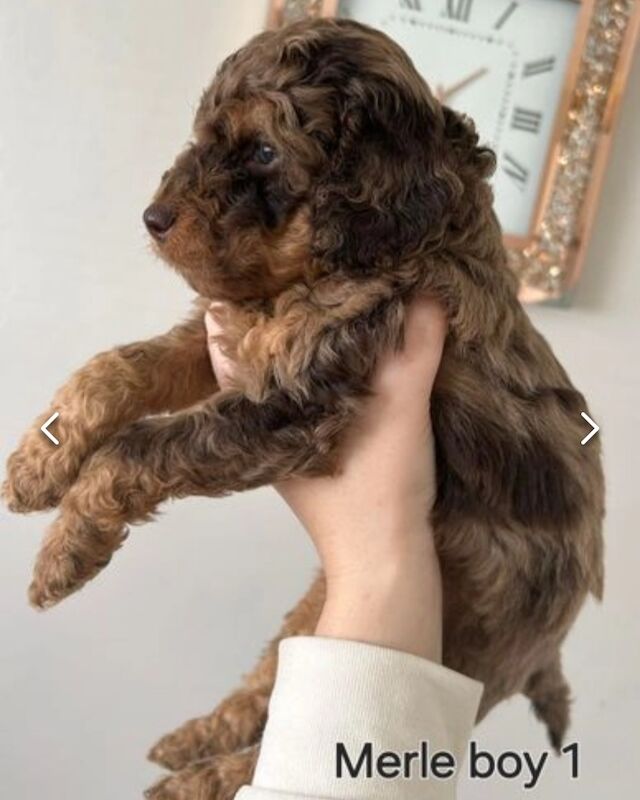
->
[524, 654, 571, 753]
[145, 746, 258, 800]
[148, 689, 268, 774]
[148, 574, 326, 771]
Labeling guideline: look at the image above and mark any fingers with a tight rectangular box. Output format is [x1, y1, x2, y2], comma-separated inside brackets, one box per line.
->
[205, 304, 236, 389]
[402, 295, 448, 377]
[372, 295, 447, 400]
[206, 296, 446, 402]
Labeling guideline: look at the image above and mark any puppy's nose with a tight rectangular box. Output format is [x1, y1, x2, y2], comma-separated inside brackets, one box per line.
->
[143, 203, 176, 238]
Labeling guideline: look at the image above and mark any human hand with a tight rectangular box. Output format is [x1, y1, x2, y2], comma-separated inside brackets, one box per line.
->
[206, 297, 447, 661]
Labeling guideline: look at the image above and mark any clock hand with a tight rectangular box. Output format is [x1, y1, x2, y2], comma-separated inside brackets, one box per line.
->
[436, 67, 489, 103]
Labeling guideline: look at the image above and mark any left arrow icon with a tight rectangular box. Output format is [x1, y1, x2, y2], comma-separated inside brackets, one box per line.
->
[41, 412, 60, 446]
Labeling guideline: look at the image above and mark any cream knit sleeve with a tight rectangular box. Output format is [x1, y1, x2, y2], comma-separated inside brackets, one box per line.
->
[235, 636, 483, 800]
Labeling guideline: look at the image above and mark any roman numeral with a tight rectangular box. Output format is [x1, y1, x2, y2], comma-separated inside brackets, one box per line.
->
[511, 107, 543, 134]
[522, 57, 556, 78]
[445, 0, 473, 23]
[502, 153, 529, 189]
[400, 0, 422, 9]
[494, 2, 519, 30]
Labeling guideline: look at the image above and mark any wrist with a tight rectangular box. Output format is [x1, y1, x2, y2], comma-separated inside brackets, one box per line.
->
[318, 519, 437, 585]
[316, 525, 443, 662]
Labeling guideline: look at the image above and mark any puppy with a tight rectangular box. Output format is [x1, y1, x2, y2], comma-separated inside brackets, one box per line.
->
[4, 18, 604, 800]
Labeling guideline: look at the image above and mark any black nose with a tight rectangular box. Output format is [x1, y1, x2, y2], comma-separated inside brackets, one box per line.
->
[143, 203, 176, 238]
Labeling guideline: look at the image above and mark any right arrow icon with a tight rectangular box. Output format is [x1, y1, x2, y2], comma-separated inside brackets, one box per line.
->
[580, 412, 600, 446]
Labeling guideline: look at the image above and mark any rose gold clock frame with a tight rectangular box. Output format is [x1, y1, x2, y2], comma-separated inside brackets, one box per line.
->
[266, 0, 640, 302]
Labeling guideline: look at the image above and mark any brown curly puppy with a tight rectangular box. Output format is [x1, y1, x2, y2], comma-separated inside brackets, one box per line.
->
[4, 18, 604, 800]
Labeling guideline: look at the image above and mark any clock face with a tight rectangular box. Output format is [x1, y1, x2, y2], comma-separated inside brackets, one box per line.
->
[336, 0, 581, 238]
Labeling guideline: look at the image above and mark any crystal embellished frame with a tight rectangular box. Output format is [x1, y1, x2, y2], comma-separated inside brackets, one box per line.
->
[267, 0, 640, 302]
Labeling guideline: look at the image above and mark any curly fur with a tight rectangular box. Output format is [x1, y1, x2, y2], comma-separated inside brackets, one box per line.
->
[3, 18, 604, 799]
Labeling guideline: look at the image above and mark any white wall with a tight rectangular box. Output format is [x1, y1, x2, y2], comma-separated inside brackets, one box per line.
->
[0, 2, 638, 798]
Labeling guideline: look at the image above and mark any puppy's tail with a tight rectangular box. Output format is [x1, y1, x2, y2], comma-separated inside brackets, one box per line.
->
[524, 655, 571, 753]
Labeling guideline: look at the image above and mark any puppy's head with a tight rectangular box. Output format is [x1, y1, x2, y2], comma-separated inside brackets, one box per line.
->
[145, 18, 495, 301]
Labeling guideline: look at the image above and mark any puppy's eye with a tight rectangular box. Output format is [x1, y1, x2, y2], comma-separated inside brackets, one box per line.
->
[250, 142, 277, 166]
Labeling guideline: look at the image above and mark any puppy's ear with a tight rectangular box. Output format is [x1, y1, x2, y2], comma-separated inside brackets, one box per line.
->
[311, 81, 493, 274]
[440, 105, 496, 183]
[312, 77, 448, 272]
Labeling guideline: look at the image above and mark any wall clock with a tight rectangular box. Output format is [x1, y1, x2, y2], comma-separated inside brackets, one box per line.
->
[267, 0, 640, 302]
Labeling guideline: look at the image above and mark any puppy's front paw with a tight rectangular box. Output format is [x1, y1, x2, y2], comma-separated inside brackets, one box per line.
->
[29, 510, 127, 609]
[3, 415, 84, 513]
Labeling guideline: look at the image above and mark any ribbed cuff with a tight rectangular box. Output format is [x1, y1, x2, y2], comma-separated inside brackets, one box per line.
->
[237, 636, 483, 800]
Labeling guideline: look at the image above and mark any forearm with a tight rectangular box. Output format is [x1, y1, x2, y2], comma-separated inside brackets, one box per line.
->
[315, 523, 442, 662]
